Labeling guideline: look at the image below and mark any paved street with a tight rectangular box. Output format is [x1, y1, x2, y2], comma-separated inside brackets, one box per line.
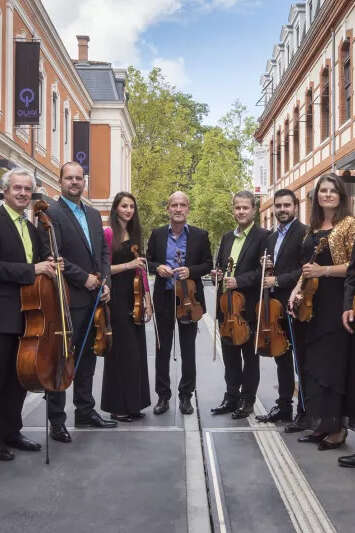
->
[1, 286, 355, 533]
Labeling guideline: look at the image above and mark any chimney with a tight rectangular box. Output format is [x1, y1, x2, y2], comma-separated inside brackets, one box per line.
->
[76, 35, 90, 62]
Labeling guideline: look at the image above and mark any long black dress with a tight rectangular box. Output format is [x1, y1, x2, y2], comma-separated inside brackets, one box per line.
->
[101, 240, 150, 415]
[302, 230, 350, 433]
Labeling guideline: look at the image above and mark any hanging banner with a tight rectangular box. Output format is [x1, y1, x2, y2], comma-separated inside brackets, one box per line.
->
[15, 41, 40, 126]
[73, 122, 90, 175]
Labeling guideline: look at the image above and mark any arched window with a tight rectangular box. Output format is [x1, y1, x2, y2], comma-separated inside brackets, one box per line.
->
[341, 39, 352, 124]
[306, 88, 313, 154]
[269, 138, 274, 185]
[321, 67, 330, 141]
[284, 119, 289, 173]
[276, 129, 281, 181]
[293, 107, 300, 165]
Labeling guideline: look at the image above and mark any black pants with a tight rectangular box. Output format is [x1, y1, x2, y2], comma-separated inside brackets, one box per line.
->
[48, 306, 97, 425]
[155, 290, 197, 400]
[221, 335, 259, 404]
[0, 334, 26, 441]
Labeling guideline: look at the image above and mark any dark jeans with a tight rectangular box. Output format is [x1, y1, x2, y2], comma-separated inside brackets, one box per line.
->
[0, 334, 26, 440]
[221, 335, 259, 404]
[48, 306, 97, 425]
[155, 290, 197, 400]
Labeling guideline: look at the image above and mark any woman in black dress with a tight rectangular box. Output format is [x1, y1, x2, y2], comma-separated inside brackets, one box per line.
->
[289, 173, 355, 450]
[101, 192, 151, 422]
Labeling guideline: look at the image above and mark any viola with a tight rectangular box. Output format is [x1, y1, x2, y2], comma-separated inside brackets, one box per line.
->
[255, 252, 289, 358]
[175, 250, 203, 324]
[93, 276, 112, 357]
[219, 257, 250, 345]
[297, 237, 328, 322]
[17, 200, 75, 392]
[131, 244, 145, 325]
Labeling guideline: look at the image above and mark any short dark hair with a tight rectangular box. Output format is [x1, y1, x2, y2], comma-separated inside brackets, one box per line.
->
[59, 161, 84, 180]
[274, 188, 298, 205]
[233, 190, 256, 208]
[310, 173, 350, 230]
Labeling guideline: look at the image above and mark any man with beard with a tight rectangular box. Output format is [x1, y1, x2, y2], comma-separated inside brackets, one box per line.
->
[39, 161, 117, 443]
[255, 189, 308, 431]
[211, 191, 269, 419]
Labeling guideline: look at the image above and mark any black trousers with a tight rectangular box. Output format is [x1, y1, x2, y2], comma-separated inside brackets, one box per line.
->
[155, 290, 197, 400]
[221, 335, 260, 404]
[48, 306, 97, 425]
[0, 334, 26, 441]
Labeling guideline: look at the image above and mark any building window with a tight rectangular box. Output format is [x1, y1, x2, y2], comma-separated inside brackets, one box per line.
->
[293, 107, 300, 165]
[343, 40, 352, 123]
[309, 1, 313, 22]
[39, 74, 43, 117]
[269, 139, 274, 186]
[63, 103, 71, 163]
[276, 129, 281, 181]
[51, 86, 60, 165]
[64, 108, 69, 145]
[321, 67, 330, 141]
[306, 88, 313, 154]
[52, 92, 57, 132]
[296, 25, 300, 48]
[286, 44, 290, 66]
[284, 119, 290, 173]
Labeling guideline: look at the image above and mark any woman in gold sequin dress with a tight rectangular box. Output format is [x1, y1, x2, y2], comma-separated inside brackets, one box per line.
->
[289, 174, 355, 450]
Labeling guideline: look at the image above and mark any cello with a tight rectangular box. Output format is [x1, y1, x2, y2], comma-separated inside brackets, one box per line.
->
[16, 200, 74, 393]
[219, 257, 250, 346]
[255, 251, 289, 357]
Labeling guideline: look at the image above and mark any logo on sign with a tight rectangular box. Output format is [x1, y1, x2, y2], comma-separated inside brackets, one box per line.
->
[17, 87, 38, 120]
[76, 152, 87, 165]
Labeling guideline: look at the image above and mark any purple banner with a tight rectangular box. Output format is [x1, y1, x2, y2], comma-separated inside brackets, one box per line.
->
[15, 41, 40, 126]
[73, 121, 90, 175]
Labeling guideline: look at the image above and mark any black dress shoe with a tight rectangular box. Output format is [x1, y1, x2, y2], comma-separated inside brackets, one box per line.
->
[110, 414, 133, 422]
[5, 432, 41, 451]
[298, 432, 328, 443]
[50, 423, 72, 443]
[153, 398, 169, 415]
[284, 413, 310, 433]
[338, 454, 355, 468]
[256, 406, 292, 423]
[0, 443, 15, 461]
[232, 399, 254, 419]
[130, 412, 146, 419]
[211, 399, 238, 415]
[318, 429, 347, 451]
[75, 411, 117, 428]
[179, 397, 194, 415]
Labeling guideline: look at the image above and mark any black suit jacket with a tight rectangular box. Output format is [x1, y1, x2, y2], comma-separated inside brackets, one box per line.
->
[264, 219, 307, 308]
[38, 197, 110, 309]
[146, 224, 213, 313]
[344, 243, 355, 311]
[216, 224, 269, 322]
[0, 205, 43, 334]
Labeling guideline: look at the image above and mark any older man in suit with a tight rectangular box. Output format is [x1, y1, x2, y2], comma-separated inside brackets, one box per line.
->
[40, 161, 116, 443]
[0, 168, 57, 461]
[255, 189, 308, 429]
[211, 190, 269, 419]
[147, 191, 213, 416]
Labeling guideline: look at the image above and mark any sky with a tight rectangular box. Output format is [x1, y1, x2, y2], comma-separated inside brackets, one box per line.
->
[42, 0, 293, 125]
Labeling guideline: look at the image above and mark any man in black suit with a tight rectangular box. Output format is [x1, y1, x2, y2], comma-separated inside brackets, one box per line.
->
[211, 191, 269, 419]
[147, 191, 213, 415]
[339, 245, 355, 467]
[40, 161, 116, 443]
[0, 168, 57, 461]
[255, 189, 308, 430]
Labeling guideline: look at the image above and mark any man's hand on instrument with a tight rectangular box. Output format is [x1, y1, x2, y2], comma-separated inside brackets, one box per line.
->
[302, 262, 323, 278]
[260, 255, 273, 270]
[224, 277, 237, 290]
[35, 260, 56, 279]
[211, 269, 223, 282]
[342, 309, 354, 334]
[100, 284, 110, 303]
[157, 264, 174, 278]
[144, 304, 153, 323]
[174, 266, 190, 280]
[288, 288, 303, 317]
[85, 273, 100, 291]
[264, 276, 276, 289]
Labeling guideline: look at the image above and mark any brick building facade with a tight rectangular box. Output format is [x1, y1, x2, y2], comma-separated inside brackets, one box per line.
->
[254, 0, 355, 228]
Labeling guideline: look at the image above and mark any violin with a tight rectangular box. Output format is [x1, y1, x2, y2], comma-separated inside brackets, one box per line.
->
[131, 244, 145, 325]
[175, 250, 203, 324]
[93, 276, 112, 357]
[219, 257, 250, 345]
[255, 251, 289, 358]
[17, 201, 75, 392]
[296, 237, 328, 322]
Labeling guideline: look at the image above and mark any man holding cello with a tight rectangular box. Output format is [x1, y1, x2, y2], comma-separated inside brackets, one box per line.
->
[0, 168, 57, 461]
[211, 191, 268, 419]
[147, 191, 212, 416]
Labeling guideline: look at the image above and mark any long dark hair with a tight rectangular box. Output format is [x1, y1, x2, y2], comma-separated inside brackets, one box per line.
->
[110, 192, 142, 253]
[310, 173, 350, 230]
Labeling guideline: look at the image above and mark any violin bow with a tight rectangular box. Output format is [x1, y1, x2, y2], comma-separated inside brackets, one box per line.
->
[255, 249, 268, 355]
[143, 257, 161, 351]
